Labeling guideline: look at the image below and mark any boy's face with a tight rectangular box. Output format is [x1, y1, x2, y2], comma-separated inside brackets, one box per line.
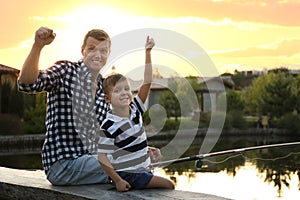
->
[81, 36, 110, 74]
[105, 79, 132, 109]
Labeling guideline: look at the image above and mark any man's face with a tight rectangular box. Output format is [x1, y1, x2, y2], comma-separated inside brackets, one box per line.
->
[81, 36, 110, 73]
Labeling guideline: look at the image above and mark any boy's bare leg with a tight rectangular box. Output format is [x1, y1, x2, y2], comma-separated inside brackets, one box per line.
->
[146, 175, 175, 189]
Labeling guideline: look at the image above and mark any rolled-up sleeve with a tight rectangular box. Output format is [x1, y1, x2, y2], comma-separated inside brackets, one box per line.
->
[18, 62, 68, 93]
[18, 74, 44, 93]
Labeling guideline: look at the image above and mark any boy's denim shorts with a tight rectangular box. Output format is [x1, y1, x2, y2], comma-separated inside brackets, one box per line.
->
[117, 171, 153, 189]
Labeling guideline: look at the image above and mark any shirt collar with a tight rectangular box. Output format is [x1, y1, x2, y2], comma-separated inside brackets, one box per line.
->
[106, 103, 138, 122]
[79, 60, 102, 81]
[106, 111, 125, 122]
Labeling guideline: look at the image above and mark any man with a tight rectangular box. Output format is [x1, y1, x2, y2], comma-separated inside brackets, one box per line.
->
[18, 26, 160, 185]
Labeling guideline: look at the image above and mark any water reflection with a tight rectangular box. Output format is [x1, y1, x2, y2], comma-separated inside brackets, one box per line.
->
[0, 153, 43, 170]
[156, 164, 300, 200]
[153, 135, 300, 199]
[0, 134, 300, 199]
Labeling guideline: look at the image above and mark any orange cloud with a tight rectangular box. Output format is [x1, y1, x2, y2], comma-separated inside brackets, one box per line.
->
[133, 0, 300, 26]
[212, 39, 300, 57]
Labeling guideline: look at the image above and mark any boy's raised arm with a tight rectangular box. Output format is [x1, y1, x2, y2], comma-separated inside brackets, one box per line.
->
[137, 36, 155, 103]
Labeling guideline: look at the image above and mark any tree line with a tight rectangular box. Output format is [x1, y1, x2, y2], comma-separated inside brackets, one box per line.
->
[146, 68, 300, 133]
[1, 68, 299, 134]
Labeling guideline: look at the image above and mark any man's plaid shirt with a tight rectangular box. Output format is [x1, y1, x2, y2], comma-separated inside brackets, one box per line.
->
[18, 60, 110, 173]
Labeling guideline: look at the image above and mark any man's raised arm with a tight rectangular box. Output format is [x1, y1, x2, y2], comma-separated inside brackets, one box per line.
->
[19, 26, 56, 84]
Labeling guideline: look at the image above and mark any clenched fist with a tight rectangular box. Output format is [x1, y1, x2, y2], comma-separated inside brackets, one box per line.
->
[34, 26, 56, 47]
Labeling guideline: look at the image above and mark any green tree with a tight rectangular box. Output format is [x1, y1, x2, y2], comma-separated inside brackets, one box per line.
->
[217, 90, 246, 129]
[241, 76, 265, 115]
[159, 90, 181, 121]
[185, 76, 203, 110]
[260, 72, 295, 118]
[226, 89, 244, 112]
[292, 73, 300, 113]
[158, 77, 201, 120]
[242, 72, 296, 118]
[23, 92, 46, 134]
[176, 77, 199, 117]
[1, 81, 24, 116]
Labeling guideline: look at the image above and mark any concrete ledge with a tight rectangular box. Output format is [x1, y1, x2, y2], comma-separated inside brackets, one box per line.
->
[0, 167, 231, 200]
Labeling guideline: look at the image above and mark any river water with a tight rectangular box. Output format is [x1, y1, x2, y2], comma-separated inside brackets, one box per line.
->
[1, 133, 300, 200]
[151, 134, 300, 200]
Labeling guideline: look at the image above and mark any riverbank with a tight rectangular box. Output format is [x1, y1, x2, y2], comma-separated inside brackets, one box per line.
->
[1, 132, 299, 200]
[0, 128, 294, 155]
[0, 167, 231, 200]
[0, 134, 44, 155]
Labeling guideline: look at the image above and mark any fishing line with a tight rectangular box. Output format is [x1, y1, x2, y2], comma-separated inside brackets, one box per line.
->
[201, 153, 242, 165]
[202, 151, 300, 165]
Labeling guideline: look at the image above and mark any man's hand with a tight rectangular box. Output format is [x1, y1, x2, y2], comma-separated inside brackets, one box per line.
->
[145, 36, 155, 50]
[115, 179, 131, 192]
[35, 26, 56, 47]
[148, 146, 161, 163]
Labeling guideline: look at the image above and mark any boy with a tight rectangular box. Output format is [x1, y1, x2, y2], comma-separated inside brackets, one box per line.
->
[98, 36, 175, 192]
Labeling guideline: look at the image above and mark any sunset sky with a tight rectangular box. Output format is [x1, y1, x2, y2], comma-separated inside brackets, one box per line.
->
[1, 0, 300, 77]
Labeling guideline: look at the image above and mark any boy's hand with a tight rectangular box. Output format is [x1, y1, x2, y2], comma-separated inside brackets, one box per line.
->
[116, 179, 131, 192]
[35, 26, 56, 47]
[148, 146, 161, 163]
[145, 36, 155, 50]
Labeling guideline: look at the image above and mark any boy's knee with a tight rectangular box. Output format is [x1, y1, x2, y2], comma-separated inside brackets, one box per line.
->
[168, 180, 175, 190]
